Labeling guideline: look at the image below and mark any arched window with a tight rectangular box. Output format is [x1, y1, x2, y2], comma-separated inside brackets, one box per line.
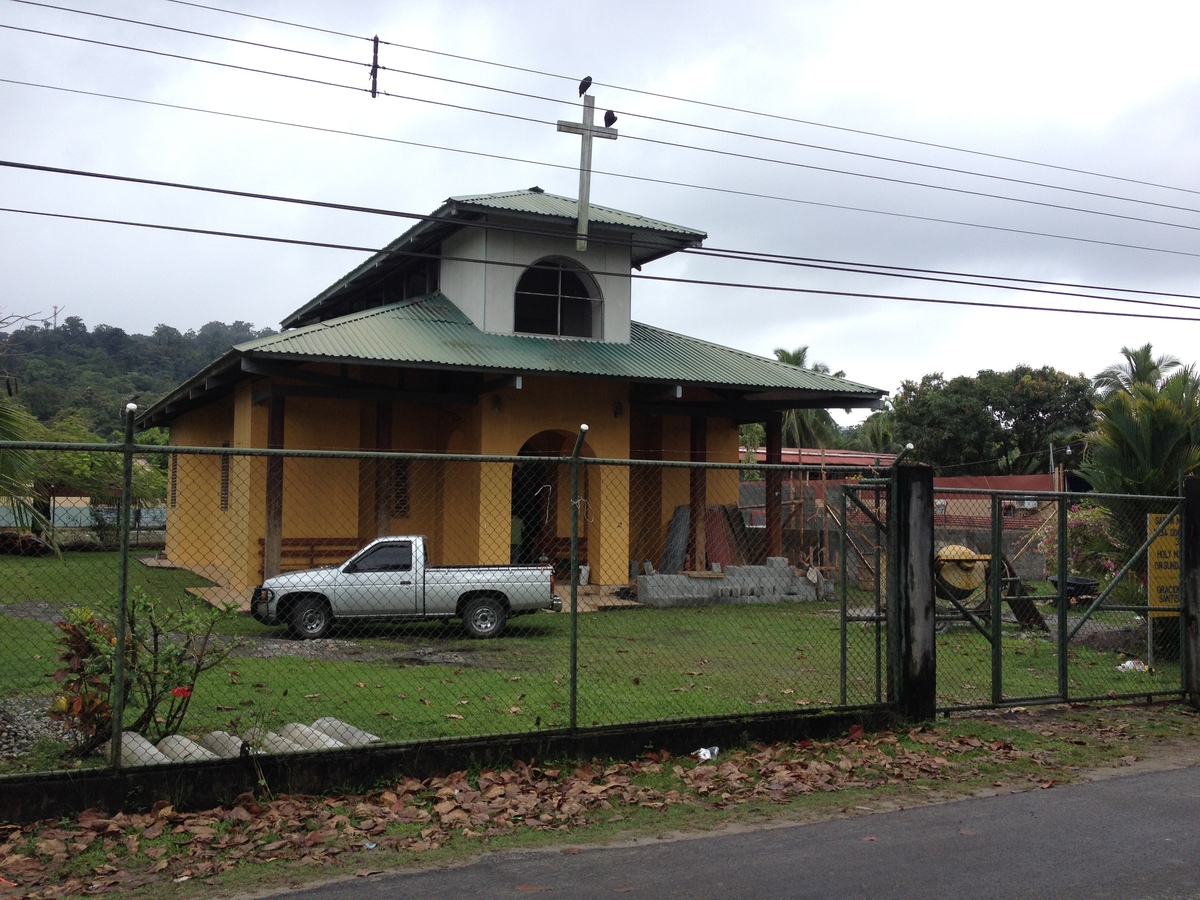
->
[514, 260, 600, 338]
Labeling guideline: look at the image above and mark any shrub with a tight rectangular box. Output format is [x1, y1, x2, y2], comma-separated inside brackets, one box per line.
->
[49, 588, 241, 755]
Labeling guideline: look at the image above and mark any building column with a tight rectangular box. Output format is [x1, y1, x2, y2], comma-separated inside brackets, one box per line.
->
[590, 462, 630, 585]
[478, 461, 512, 566]
[765, 412, 783, 559]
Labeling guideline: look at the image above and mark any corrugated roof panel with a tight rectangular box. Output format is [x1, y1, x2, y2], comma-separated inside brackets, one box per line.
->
[448, 189, 706, 239]
[240, 296, 881, 395]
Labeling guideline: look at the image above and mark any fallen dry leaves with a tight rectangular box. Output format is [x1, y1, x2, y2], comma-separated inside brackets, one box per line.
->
[0, 713, 1132, 898]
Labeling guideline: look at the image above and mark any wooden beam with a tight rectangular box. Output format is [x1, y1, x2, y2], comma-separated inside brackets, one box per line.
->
[263, 397, 285, 580]
[765, 412, 782, 560]
[688, 416, 707, 572]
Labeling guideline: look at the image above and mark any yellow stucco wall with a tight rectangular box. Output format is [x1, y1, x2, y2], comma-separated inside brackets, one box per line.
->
[167, 367, 744, 591]
[282, 397, 360, 539]
[477, 376, 629, 584]
[165, 396, 241, 582]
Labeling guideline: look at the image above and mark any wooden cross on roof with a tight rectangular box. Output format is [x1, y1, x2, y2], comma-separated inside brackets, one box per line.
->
[557, 93, 617, 251]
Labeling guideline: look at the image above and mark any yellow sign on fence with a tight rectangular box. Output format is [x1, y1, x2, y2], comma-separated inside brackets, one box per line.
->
[1147, 513, 1180, 619]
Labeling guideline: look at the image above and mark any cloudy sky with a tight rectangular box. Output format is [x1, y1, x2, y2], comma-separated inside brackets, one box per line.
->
[3, 0, 1200, 421]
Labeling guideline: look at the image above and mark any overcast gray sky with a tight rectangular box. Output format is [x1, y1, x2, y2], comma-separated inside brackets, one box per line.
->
[3, 0, 1200, 421]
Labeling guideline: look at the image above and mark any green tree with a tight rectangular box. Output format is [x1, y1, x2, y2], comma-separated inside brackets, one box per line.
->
[890, 366, 1094, 474]
[773, 346, 844, 449]
[977, 365, 1096, 473]
[891, 373, 1000, 473]
[1079, 368, 1200, 618]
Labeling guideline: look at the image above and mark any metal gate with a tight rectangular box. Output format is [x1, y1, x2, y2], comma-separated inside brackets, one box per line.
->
[838, 483, 1187, 712]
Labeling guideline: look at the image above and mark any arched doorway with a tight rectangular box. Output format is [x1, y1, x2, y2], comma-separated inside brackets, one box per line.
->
[511, 431, 587, 576]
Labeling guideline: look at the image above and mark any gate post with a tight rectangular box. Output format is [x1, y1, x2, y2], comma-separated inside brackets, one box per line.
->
[889, 464, 936, 721]
[1182, 477, 1200, 708]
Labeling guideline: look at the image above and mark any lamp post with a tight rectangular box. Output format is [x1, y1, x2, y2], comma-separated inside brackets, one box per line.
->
[1050, 443, 1072, 491]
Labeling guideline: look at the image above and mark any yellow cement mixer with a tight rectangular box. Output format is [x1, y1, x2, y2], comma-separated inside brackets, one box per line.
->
[933, 545, 1047, 632]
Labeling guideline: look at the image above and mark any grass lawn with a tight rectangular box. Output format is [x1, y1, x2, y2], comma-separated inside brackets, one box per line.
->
[1, 551, 217, 607]
[0, 552, 1184, 773]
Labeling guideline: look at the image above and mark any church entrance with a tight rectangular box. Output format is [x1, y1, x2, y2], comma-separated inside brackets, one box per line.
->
[510, 457, 550, 564]
[510, 431, 586, 575]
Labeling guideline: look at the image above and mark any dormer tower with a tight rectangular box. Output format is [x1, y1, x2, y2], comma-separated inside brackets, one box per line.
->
[280, 188, 707, 346]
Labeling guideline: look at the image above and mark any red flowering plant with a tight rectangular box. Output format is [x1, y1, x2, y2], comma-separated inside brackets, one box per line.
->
[1035, 502, 1141, 604]
[49, 588, 241, 755]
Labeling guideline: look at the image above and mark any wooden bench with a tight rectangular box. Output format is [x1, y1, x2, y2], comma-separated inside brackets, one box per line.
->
[258, 537, 363, 578]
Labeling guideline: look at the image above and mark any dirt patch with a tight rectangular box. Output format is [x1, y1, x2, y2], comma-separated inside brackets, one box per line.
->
[229, 636, 496, 668]
[1071, 624, 1148, 656]
[2, 602, 67, 623]
[0, 604, 495, 668]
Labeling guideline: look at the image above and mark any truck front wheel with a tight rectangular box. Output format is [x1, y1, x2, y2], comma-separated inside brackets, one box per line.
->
[289, 596, 333, 640]
[462, 595, 507, 639]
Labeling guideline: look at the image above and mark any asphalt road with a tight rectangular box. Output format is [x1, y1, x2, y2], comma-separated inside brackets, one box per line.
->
[276, 766, 1200, 899]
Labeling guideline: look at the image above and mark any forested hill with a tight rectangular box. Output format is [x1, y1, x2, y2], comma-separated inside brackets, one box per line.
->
[0, 317, 276, 440]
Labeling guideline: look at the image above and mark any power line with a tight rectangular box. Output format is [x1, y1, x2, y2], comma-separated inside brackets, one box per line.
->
[151, 0, 1200, 203]
[696, 247, 1200, 302]
[690, 249, 1200, 314]
[6, 156, 1200, 307]
[159, 0, 363, 42]
[9, 0, 370, 70]
[7, 77, 1200, 264]
[0, 23, 369, 97]
[3, 166, 1200, 322]
[40, 0, 1200, 222]
[8, 19, 1200, 236]
[8, 204, 1200, 322]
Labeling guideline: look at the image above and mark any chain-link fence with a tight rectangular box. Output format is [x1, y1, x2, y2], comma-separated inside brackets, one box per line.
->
[3, 438, 1189, 776]
[0, 441, 893, 775]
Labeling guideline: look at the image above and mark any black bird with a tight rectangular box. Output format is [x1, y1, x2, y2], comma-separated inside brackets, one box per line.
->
[604, 109, 617, 128]
[578, 75, 592, 96]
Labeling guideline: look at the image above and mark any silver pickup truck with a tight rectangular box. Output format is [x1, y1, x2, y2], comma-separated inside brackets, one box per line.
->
[250, 535, 561, 639]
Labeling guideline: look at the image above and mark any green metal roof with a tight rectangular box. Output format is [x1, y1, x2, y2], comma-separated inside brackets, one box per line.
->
[243, 294, 881, 397]
[139, 293, 886, 427]
[446, 188, 706, 240]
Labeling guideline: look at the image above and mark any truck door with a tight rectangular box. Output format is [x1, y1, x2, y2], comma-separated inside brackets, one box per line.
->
[335, 540, 419, 616]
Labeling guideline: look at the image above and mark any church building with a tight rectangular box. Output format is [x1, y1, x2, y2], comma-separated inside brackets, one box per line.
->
[140, 188, 886, 592]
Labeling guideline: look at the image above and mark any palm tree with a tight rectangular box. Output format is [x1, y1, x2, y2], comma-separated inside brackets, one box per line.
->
[1081, 369, 1200, 497]
[1093, 343, 1181, 399]
[0, 396, 43, 530]
[848, 410, 898, 454]
[773, 346, 844, 449]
